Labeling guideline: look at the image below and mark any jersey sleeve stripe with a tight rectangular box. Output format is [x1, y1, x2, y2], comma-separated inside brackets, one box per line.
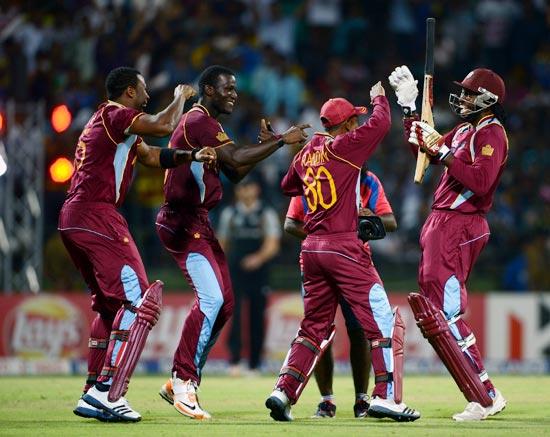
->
[126, 112, 145, 134]
[100, 107, 119, 147]
[181, 112, 196, 150]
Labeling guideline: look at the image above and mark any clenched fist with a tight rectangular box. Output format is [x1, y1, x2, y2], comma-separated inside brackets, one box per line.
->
[174, 84, 197, 100]
[409, 121, 451, 161]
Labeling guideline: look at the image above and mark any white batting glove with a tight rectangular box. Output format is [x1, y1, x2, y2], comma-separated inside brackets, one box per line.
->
[388, 65, 418, 112]
[409, 121, 451, 160]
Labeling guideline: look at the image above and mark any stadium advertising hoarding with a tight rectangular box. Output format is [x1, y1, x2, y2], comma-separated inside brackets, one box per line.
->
[0, 292, 547, 375]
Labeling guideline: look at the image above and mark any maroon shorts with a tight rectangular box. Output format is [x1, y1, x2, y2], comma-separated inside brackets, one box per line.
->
[419, 210, 489, 315]
[301, 232, 389, 342]
[58, 202, 149, 316]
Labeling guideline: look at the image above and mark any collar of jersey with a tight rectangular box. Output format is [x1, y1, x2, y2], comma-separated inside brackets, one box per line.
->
[314, 131, 334, 138]
[106, 100, 127, 109]
[476, 114, 498, 130]
[189, 104, 210, 117]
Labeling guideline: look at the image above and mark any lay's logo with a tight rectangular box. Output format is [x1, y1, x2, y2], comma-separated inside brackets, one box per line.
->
[4, 296, 86, 358]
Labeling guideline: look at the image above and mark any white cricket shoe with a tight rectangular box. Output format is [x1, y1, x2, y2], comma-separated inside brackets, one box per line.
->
[82, 385, 141, 422]
[265, 389, 293, 422]
[368, 396, 421, 422]
[453, 389, 507, 421]
[172, 378, 211, 420]
[487, 389, 507, 416]
[452, 401, 488, 421]
[73, 396, 118, 422]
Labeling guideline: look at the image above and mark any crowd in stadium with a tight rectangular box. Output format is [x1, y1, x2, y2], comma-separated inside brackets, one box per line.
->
[1, 0, 548, 290]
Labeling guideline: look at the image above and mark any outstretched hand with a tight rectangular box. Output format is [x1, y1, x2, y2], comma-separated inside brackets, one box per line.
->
[257, 118, 277, 143]
[194, 146, 217, 164]
[282, 123, 311, 145]
[370, 81, 385, 102]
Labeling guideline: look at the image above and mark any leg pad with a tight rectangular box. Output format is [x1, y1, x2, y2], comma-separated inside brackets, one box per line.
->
[107, 280, 163, 401]
[408, 292, 492, 407]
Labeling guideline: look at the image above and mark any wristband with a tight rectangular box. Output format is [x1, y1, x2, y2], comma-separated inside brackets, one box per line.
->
[159, 148, 177, 168]
[402, 106, 417, 117]
[437, 145, 452, 161]
[275, 135, 284, 148]
[191, 148, 199, 161]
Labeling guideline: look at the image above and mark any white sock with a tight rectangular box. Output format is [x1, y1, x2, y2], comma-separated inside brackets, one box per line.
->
[321, 394, 334, 403]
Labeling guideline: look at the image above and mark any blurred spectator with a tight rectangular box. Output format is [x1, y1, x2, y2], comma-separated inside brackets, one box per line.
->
[218, 174, 281, 374]
[0, 0, 547, 291]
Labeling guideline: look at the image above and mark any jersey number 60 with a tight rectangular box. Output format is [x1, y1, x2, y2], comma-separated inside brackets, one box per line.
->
[303, 165, 337, 212]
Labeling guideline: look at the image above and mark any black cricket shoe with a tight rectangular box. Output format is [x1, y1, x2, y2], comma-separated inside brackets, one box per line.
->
[353, 398, 370, 418]
[265, 390, 293, 422]
[312, 400, 336, 418]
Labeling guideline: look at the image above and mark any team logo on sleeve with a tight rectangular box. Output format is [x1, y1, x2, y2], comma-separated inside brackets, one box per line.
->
[216, 131, 229, 142]
[481, 144, 494, 156]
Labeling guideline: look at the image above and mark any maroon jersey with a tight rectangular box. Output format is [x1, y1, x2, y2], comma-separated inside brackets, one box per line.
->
[281, 96, 391, 235]
[405, 114, 508, 214]
[65, 101, 143, 207]
[163, 105, 234, 211]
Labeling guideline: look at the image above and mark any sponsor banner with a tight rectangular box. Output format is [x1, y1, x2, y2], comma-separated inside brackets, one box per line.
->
[0, 292, 548, 375]
[486, 293, 550, 362]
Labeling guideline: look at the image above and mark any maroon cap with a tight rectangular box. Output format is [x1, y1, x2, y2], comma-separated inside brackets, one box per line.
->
[320, 97, 368, 128]
[454, 68, 506, 103]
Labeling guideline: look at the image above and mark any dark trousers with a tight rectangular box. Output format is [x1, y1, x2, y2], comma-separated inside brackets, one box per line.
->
[227, 273, 268, 370]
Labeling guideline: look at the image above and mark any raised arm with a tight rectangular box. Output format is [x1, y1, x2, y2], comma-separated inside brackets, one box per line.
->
[127, 85, 196, 137]
[217, 122, 310, 183]
[347, 84, 391, 147]
[337, 83, 391, 166]
[136, 141, 216, 168]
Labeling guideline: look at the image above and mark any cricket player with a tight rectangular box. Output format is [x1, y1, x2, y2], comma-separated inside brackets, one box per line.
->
[285, 168, 397, 418]
[155, 65, 309, 420]
[265, 82, 420, 422]
[59, 67, 216, 422]
[389, 65, 508, 421]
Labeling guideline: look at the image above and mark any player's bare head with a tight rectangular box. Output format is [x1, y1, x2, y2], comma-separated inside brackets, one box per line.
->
[198, 65, 237, 115]
[449, 68, 505, 122]
[320, 97, 365, 135]
[105, 67, 149, 110]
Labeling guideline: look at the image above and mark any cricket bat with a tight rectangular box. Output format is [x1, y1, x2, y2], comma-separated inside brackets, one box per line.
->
[414, 17, 435, 184]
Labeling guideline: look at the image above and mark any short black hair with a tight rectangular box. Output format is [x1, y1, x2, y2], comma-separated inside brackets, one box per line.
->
[198, 65, 235, 97]
[105, 67, 141, 100]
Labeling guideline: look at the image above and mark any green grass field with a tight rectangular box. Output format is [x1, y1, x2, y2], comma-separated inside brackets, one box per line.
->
[1, 375, 549, 436]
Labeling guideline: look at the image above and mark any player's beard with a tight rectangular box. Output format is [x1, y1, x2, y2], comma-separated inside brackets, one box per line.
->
[459, 111, 479, 123]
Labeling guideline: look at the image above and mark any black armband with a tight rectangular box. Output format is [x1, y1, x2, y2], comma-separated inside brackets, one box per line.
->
[159, 148, 178, 168]
[191, 148, 199, 161]
[276, 136, 285, 148]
